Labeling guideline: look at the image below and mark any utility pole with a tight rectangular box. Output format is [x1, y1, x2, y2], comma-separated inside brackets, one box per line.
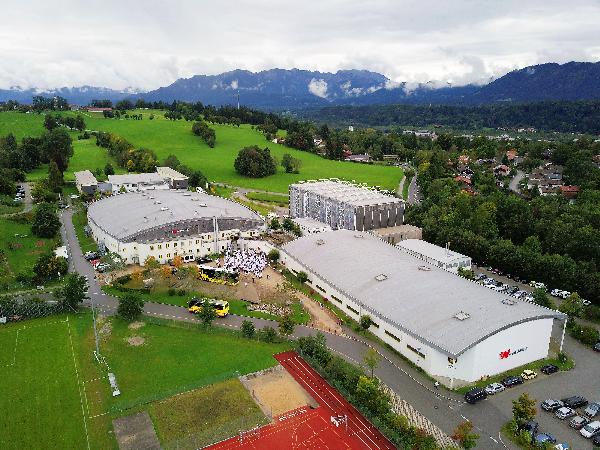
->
[237, 90, 240, 110]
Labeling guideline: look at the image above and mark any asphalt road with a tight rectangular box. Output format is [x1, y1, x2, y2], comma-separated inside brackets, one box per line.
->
[59, 208, 600, 449]
[408, 175, 420, 205]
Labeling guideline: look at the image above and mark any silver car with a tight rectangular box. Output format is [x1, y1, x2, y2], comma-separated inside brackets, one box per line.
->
[485, 382, 505, 395]
[556, 407, 576, 420]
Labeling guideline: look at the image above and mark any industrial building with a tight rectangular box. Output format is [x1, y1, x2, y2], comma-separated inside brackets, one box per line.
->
[108, 173, 170, 193]
[289, 180, 404, 231]
[156, 166, 189, 190]
[74, 170, 98, 195]
[280, 230, 564, 386]
[87, 190, 265, 265]
[396, 239, 471, 273]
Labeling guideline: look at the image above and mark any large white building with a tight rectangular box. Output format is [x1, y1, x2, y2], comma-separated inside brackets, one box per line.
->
[280, 231, 564, 386]
[87, 190, 265, 265]
[289, 180, 404, 231]
[108, 173, 169, 193]
[396, 239, 471, 273]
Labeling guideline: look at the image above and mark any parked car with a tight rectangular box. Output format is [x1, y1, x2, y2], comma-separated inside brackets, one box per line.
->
[553, 443, 569, 450]
[521, 369, 537, 380]
[464, 387, 487, 404]
[534, 433, 556, 445]
[550, 289, 563, 297]
[560, 291, 571, 299]
[580, 420, 600, 438]
[569, 415, 590, 430]
[562, 396, 588, 409]
[555, 407, 576, 420]
[84, 252, 98, 260]
[502, 375, 523, 387]
[521, 420, 538, 437]
[474, 273, 486, 281]
[584, 402, 600, 419]
[582, 298, 591, 306]
[541, 364, 559, 375]
[485, 382, 505, 395]
[542, 399, 564, 412]
[594, 342, 600, 352]
[592, 434, 600, 446]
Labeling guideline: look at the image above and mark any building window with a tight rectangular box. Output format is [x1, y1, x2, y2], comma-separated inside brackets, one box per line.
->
[167, 253, 170, 258]
[331, 295, 342, 304]
[407, 344, 425, 359]
[166, 243, 170, 248]
[347, 305, 359, 315]
[150, 246, 154, 250]
[158, 255, 162, 259]
[315, 285, 326, 293]
[385, 330, 401, 342]
[158, 244, 162, 249]
[174, 243, 177, 247]
[370, 321, 379, 328]
[196, 240, 200, 244]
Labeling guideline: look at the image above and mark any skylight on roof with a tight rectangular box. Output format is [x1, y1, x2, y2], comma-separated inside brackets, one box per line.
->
[502, 298, 517, 306]
[454, 311, 470, 321]
[375, 274, 388, 282]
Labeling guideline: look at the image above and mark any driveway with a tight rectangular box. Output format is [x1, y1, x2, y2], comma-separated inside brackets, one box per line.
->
[509, 170, 525, 194]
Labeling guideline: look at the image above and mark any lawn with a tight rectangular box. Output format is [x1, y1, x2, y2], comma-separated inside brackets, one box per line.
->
[72, 207, 97, 253]
[0, 312, 290, 449]
[1, 110, 403, 192]
[0, 316, 91, 450]
[148, 378, 268, 449]
[0, 215, 56, 290]
[246, 191, 289, 206]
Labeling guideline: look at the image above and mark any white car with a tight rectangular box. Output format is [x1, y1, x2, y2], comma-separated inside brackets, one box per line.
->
[580, 420, 600, 438]
[485, 382, 505, 395]
[550, 289, 562, 297]
[555, 407, 575, 420]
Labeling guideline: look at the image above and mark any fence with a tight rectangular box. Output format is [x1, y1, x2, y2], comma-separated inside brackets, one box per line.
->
[0, 296, 70, 322]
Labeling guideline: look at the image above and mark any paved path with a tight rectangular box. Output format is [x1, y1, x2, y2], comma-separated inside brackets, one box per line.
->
[397, 175, 406, 198]
[407, 175, 420, 205]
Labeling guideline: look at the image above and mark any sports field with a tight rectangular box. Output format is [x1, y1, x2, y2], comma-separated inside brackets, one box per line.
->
[0, 110, 403, 192]
[0, 314, 292, 449]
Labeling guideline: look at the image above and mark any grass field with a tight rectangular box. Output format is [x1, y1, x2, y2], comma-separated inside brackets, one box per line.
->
[0, 110, 403, 193]
[148, 378, 268, 448]
[246, 191, 289, 206]
[0, 313, 291, 449]
[0, 215, 55, 289]
[0, 317, 91, 450]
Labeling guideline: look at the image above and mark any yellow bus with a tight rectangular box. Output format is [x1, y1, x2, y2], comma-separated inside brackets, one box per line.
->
[197, 265, 240, 286]
[188, 297, 230, 317]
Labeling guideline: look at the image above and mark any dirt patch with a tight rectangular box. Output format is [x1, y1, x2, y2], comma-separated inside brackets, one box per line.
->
[97, 316, 112, 337]
[240, 365, 317, 418]
[113, 411, 161, 450]
[126, 336, 145, 346]
[128, 321, 145, 330]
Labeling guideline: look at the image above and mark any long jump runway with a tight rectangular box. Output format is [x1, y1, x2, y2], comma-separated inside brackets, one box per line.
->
[208, 351, 396, 449]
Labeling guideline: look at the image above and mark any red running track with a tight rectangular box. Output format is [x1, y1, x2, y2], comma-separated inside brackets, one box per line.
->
[207, 351, 396, 450]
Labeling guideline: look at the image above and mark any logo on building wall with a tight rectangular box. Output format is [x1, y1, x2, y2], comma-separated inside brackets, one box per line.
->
[499, 347, 528, 359]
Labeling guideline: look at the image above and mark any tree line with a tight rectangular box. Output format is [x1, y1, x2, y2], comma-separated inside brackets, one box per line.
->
[95, 132, 158, 173]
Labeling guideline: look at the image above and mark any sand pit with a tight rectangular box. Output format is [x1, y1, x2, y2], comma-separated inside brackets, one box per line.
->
[126, 336, 145, 346]
[240, 365, 317, 418]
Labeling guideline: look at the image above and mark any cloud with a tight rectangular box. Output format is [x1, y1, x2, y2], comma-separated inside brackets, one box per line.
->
[0, 0, 598, 90]
[308, 78, 328, 98]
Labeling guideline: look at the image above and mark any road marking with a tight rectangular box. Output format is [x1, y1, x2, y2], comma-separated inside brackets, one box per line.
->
[490, 436, 498, 444]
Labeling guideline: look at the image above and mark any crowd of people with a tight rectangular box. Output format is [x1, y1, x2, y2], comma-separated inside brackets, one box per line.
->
[223, 247, 268, 278]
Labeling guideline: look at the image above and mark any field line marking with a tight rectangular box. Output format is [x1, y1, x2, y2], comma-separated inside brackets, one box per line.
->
[3, 329, 20, 367]
[66, 316, 91, 450]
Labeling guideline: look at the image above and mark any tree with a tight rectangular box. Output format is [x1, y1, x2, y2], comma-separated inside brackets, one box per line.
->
[297, 271, 308, 283]
[32, 203, 61, 238]
[171, 255, 184, 269]
[40, 128, 73, 172]
[241, 320, 256, 339]
[117, 294, 144, 322]
[104, 163, 115, 176]
[43, 114, 59, 130]
[360, 314, 373, 331]
[198, 299, 217, 326]
[269, 217, 280, 230]
[278, 314, 295, 336]
[512, 393, 537, 427]
[282, 217, 294, 232]
[281, 153, 302, 173]
[144, 256, 160, 270]
[234, 146, 276, 178]
[47, 160, 64, 191]
[267, 249, 280, 263]
[259, 326, 277, 343]
[56, 274, 88, 310]
[33, 253, 68, 283]
[559, 293, 584, 318]
[533, 288, 554, 309]
[354, 376, 390, 416]
[451, 421, 479, 449]
[363, 347, 381, 378]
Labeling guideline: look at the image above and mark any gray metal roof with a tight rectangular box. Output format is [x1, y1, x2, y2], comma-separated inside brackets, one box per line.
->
[88, 190, 263, 241]
[291, 180, 403, 208]
[283, 230, 564, 357]
[396, 239, 470, 264]
[156, 166, 188, 180]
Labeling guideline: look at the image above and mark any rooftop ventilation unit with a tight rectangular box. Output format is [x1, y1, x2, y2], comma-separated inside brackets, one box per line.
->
[316, 239, 325, 245]
[199, 203, 207, 207]
[502, 298, 517, 306]
[375, 274, 388, 282]
[160, 207, 168, 211]
[418, 265, 432, 271]
[454, 311, 470, 321]
[191, 198, 199, 201]
[183, 193, 191, 196]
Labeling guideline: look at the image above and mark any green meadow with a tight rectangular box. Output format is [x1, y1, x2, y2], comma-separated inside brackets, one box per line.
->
[0, 110, 403, 193]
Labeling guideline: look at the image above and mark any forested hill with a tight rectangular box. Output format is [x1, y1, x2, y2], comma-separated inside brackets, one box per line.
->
[301, 101, 600, 134]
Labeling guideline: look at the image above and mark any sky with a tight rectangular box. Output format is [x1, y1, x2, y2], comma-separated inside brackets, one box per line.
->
[1, 0, 599, 91]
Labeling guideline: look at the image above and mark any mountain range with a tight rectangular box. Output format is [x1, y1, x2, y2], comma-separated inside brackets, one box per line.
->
[1, 61, 600, 109]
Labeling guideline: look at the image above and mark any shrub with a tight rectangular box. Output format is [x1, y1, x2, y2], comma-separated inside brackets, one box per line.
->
[258, 326, 277, 343]
[117, 294, 144, 322]
[241, 320, 256, 339]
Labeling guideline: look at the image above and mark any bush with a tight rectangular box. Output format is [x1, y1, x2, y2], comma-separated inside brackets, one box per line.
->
[241, 320, 256, 339]
[258, 326, 277, 343]
[234, 146, 276, 178]
[117, 294, 144, 322]
[168, 288, 177, 296]
[297, 271, 308, 283]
